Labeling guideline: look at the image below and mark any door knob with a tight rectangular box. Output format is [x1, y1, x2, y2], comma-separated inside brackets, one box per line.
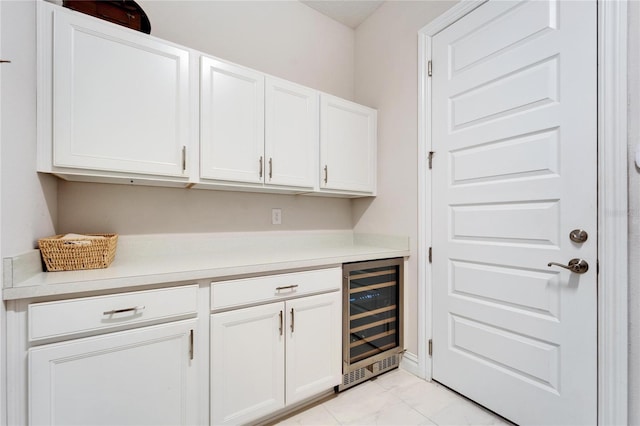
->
[547, 258, 589, 274]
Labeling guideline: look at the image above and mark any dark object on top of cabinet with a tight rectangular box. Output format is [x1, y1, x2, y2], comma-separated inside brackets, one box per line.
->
[62, 1, 151, 34]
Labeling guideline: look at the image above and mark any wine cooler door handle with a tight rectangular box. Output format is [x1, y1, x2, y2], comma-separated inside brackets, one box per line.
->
[290, 308, 295, 333]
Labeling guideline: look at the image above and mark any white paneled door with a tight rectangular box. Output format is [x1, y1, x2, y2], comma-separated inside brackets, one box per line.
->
[431, 1, 597, 425]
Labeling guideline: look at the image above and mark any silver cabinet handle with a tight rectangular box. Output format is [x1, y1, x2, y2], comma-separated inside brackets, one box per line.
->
[103, 305, 145, 315]
[323, 165, 328, 184]
[547, 259, 589, 274]
[279, 310, 283, 336]
[290, 308, 295, 333]
[189, 329, 194, 360]
[269, 158, 273, 180]
[259, 156, 263, 178]
[275, 284, 299, 292]
[0, 60, 11, 64]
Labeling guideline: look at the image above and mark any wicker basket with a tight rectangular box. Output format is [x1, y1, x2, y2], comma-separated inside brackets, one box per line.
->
[38, 234, 118, 272]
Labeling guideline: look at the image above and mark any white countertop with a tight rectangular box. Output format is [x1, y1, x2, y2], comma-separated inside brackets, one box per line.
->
[2, 231, 409, 300]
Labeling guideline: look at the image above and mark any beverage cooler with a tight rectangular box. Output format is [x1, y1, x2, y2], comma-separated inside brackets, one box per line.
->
[339, 257, 404, 391]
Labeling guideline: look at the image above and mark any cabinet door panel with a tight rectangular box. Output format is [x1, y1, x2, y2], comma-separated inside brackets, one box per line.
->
[210, 302, 285, 425]
[265, 77, 318, 189]
[286, 292, 342, 404]
[200, 56, 265, 184]
[320, 95, 376, 194]
[53, 10, 190, 177]
[29, 319, 198, 426]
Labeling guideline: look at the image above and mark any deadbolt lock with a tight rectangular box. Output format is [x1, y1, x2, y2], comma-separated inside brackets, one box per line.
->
[569, 229, 588, 243]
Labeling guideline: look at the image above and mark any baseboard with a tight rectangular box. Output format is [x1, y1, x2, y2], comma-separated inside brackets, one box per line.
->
[400, 351, 421, 377]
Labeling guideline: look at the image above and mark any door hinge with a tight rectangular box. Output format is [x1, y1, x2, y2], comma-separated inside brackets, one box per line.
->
[428, 60, 433, 77]
[189, 329, 194, 360]
[428, 339, 433, 356]
[428, 247, 432, 263]
[428, 151, 435, 169]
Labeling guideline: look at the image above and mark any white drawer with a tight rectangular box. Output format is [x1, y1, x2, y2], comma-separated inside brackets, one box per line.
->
[28, 285, 198, 342]
[211, 267, 341, 310]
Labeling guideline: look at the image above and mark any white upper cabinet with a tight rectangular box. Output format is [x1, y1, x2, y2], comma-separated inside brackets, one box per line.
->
[320, 94, 377, 195]
[200, 56, 265, 184]
[265, 77, 318, 190]
[41, 4, 191, 180]
[199, 62, 318, 191]
[37, 2, 376, 196]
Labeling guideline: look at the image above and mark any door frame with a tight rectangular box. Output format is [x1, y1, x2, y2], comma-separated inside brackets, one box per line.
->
[416, 1, 628, 424]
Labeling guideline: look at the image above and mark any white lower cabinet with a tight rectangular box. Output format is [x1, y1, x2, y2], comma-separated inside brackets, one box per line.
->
[210, 302, 285, 425]
[211, 291, 341, 425]
[285, 293, 342, 405]
[29, 319, 199, 426]
[16, 269, 343, 426]
[25, 285, 200, 426]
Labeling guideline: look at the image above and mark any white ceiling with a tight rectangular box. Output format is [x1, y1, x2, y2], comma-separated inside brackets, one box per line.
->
[300, 1, 385, 29]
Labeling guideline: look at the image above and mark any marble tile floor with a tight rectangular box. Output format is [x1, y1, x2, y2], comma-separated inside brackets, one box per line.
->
[275, 368, 514, 426]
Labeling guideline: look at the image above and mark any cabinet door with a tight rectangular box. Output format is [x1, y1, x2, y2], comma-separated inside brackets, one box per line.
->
[29, 319, 198, 426]
[265, 77, 318, 189]
[320, 95, 377, 194]
[200, 56, 265, 184]
[52, 9, 190, 177]
[210, 303, 285, 425]
[285, 292, 342, 405]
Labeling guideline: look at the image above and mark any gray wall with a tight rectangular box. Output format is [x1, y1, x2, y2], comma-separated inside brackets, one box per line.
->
[138, 0, 355, 101]
[1, 1, 57, 257]
[57, 183, 353, 235]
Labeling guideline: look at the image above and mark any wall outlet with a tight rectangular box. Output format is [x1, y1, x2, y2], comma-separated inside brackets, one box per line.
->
[271, 208, 282, 225]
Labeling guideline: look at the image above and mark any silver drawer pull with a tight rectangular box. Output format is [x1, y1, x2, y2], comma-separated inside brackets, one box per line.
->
[103, 305, 146, 315]
[275, 285, 299, 292]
